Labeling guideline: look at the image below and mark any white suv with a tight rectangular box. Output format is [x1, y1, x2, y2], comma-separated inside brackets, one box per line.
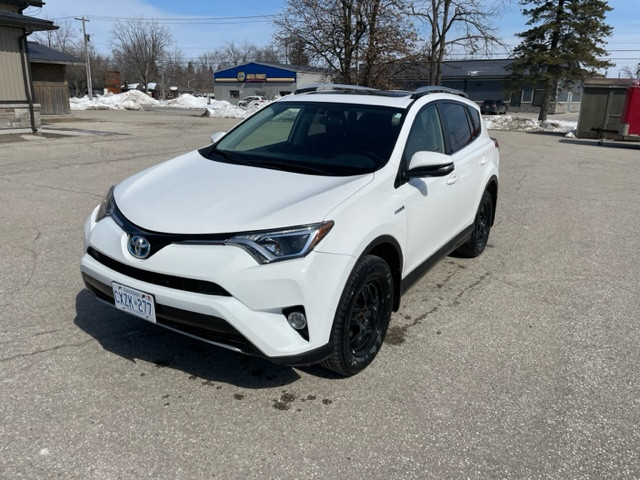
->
[81, 84, 499, 376]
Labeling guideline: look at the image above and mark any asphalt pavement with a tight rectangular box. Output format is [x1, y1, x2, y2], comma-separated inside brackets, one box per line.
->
[1, 109, 639, 479]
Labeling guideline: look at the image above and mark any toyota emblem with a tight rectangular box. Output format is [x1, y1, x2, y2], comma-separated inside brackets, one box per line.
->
[128, 235, 151, 259]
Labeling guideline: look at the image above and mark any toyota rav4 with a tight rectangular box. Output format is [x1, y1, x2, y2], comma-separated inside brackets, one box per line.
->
[81, 84, 499, 376]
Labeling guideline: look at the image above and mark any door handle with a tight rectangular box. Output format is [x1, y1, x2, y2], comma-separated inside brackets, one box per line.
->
[447, 174, 458, 185]
[480, 157, 489, 165]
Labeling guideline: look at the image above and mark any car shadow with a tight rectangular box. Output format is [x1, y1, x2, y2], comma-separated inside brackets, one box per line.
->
[521, 130, 570, 137]
[558, 138, 640, 150]
[73, 290, 305, 388]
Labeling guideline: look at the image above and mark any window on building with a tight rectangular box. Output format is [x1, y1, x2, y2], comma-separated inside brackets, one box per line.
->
[230, 90, 240, 99]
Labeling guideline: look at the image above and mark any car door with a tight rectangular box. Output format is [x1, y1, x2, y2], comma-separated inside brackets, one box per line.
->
[399, 103, 460, 277]
[437, 101, 487, 234]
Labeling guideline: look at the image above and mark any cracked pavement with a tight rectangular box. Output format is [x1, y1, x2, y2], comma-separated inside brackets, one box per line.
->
[1, 109, 639, 479]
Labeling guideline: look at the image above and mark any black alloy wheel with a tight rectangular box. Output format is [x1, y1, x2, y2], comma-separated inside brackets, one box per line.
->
[321, 255, 393, 376]
[456, 190, 493, 258]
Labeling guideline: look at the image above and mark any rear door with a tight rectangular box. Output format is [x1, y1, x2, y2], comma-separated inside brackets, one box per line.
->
[438, 101, 488, 232]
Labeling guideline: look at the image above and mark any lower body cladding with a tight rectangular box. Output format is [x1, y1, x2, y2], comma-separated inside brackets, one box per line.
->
[80, 216, 354, 366]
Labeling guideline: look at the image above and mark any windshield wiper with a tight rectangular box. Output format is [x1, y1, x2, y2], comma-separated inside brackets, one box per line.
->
[261, 160, 330, 175]
[212, 149, 241, 162]
[206, 148, 256, 167]
[206, 148, 331, 175]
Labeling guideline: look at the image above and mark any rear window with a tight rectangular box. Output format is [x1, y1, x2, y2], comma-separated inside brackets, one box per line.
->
[467, 107, 482, 141]
[439, 102, 473, 153]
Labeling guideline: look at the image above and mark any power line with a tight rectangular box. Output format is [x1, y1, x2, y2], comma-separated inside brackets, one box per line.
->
[52, 14, 277, 25]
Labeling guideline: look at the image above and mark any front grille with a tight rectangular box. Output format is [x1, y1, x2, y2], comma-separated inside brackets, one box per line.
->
[87, 247, 231, 296]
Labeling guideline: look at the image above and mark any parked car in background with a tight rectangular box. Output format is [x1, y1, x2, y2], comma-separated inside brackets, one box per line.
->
[238, 95, 266, 107]
[81, 84, 499, 376]
[481, 99, 508, 115]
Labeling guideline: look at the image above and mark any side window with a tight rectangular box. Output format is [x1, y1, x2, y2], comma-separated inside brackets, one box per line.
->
[439, 102, 473, 154]
[404, 104, 445, 162]
[467, 106, 482, 141]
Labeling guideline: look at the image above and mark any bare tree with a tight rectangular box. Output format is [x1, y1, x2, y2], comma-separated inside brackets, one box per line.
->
[620, 63, 640, 79]
[110, 17, 172, 91]
[277, 35, 310, 66]
[31, 17, 80, 53]
[407, 0, 505, 85]
[210, 41, 260, 70]
[66, 46, 115, 97]
[274, 0, 416, 87]
[31, 18, 110, 97]
[194, 51, 218, 90]
[159, 48, 185, 94]
[203, 41, 283, 71]
[254, 45, 282, 64]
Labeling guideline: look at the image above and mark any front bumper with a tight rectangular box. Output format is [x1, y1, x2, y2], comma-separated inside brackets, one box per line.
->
[80, 212, 354, 365]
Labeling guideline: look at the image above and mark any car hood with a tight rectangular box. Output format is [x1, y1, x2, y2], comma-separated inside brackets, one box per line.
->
[115, 150, 373, 234]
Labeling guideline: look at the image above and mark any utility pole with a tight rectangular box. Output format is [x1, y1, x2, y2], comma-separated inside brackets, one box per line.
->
[75, 16, 93, 100]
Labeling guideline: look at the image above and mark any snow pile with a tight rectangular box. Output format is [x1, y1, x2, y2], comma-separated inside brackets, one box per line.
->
[484, 115, 577, 134]
[164, 93, 211, 109]
[70, 90, 160, 111]
[70, 91, 264, 118]
[203, 102, 264, 119]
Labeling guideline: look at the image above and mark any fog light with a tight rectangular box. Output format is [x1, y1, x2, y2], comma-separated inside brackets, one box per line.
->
[287, 311, 307, 330]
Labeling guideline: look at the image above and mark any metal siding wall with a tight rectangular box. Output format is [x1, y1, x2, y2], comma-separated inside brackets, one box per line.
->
[0, 27, 27, 101]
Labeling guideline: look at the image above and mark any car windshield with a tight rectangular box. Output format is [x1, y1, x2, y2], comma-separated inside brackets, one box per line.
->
[200, 101, 405, 176]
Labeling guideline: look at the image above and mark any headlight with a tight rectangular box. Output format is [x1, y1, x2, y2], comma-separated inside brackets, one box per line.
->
[95, 185, 115, 223]
[227, 221, 334, 264]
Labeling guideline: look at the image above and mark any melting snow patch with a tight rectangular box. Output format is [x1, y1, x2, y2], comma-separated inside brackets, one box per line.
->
[203, 102, 253, 119]
[484, 115, 577, 133]
[71, 90, 159, 111]
[71, 92, 267, 119]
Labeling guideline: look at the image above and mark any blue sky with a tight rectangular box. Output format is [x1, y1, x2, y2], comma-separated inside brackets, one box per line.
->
[26, 0, 639, 77]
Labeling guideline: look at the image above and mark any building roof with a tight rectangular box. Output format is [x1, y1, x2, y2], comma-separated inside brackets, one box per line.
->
[214, 62, 329, 76]
[394, 58, 513, 83]
[0, 9, 56, 30]
[2, 1, 46, 8]
[440, 59, 513, 79]
[27, 41, 83, 65]
[257, 62, 331, 75]
[583, 78, 636, 88]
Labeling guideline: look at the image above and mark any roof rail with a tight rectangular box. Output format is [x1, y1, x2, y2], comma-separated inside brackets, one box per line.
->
[411, 86, 467, 99]
[295, 83, 380, 95]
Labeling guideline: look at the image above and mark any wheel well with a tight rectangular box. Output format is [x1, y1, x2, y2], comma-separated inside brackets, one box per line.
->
[486, 177, 498, 226]
[365, 239, 403, 312]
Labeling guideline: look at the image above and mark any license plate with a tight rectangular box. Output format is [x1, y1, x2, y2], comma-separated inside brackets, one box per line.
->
[112, 282, 156, 323]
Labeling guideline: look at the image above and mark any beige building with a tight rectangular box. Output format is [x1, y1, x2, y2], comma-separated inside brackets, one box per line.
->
[0, 0, 56, 133]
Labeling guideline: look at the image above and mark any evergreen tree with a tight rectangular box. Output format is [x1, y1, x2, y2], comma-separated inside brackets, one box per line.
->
[510, 0, 613, 121]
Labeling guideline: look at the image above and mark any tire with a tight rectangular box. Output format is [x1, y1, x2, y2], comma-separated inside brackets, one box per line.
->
[321, 255, 394, 376]
[456, 190, 493, 258]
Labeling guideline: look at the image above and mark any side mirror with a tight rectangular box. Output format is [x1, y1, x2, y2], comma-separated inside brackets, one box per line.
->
[406, 151, 454, 178]
[210, 131, 226, 144]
